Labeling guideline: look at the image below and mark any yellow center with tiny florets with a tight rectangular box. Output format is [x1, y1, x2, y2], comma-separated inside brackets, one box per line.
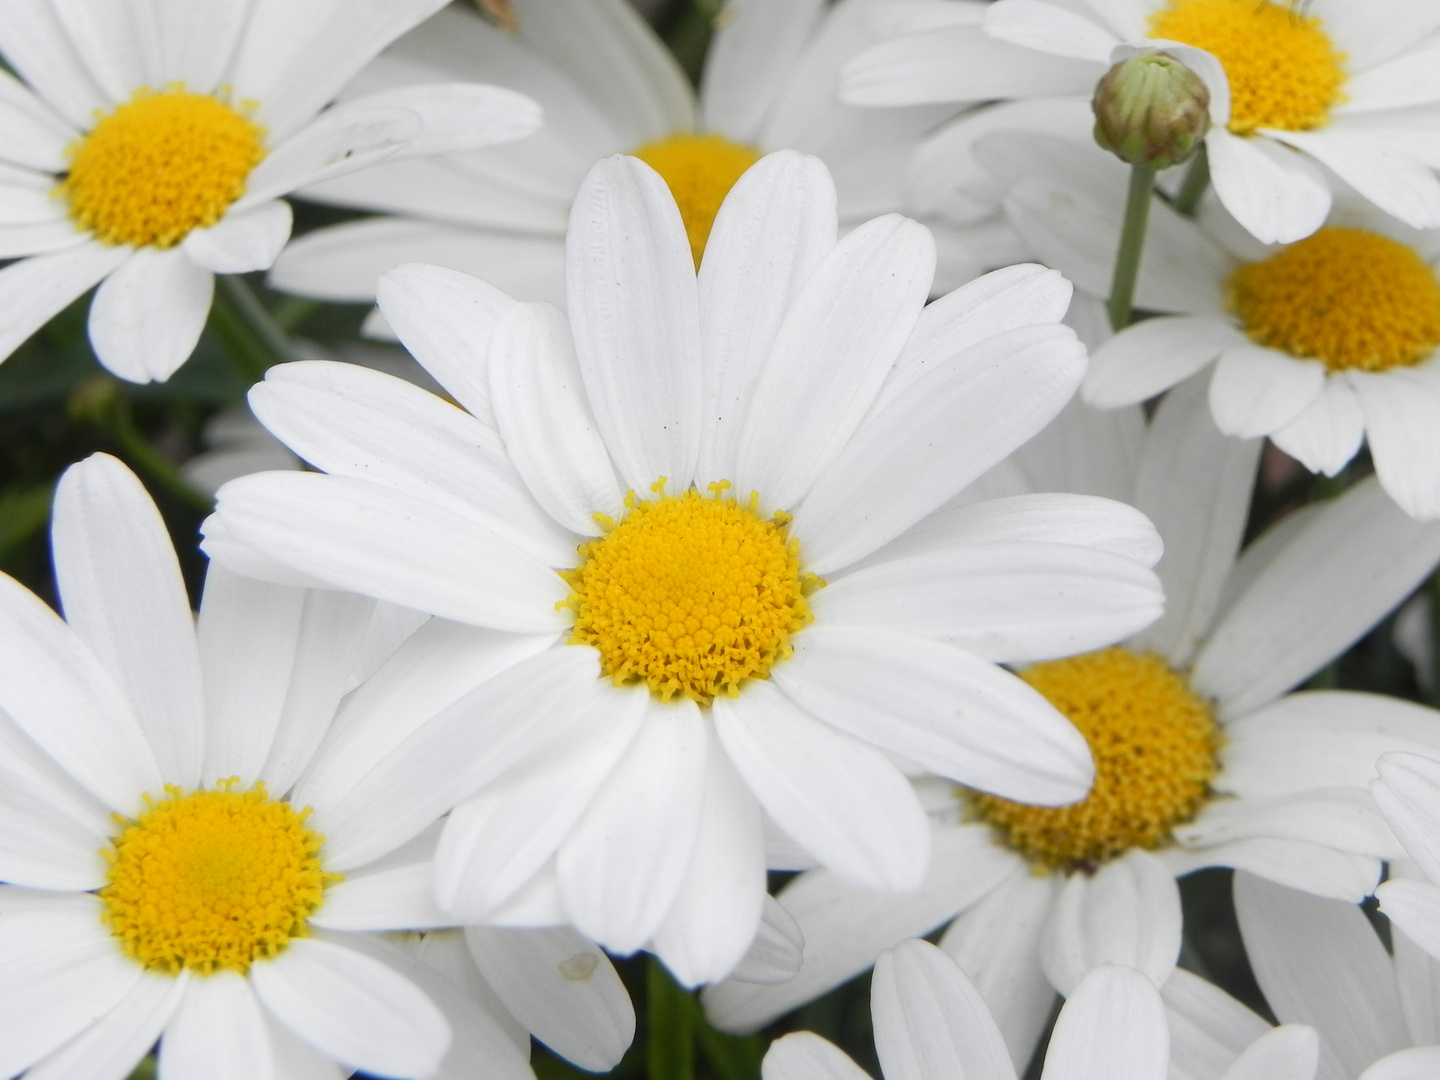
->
[1149, 0, 1345, 135]
[100, 782, 336, 975]
[64, 89, 266, 249]
[969, 648, 1221, 870]
[1228, 227, 1440, 372]
[562, 481, 816, 706]
[633, 133, 761, 267]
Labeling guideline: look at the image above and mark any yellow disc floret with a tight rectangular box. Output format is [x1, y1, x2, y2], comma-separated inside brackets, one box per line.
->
[1228, 227, 1440, 372]
[100, 782, 336, 975]
[969, 648, 1221, 869]
[1150, 0, 1344, 134]
[64, 89, 265, 249]
[562, 480, 815, 705]
[633, 133, 761, 267]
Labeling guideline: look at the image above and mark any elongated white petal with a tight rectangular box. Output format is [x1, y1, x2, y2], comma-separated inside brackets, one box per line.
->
[26, 970, 187, 1080]
[1373, 752, 1440, 881]
[1206, 129, 1330, 245]
[0, 242, 128, 366]
[1176, 788, 1401, 860]
[1218, 1025, 1318, 1080]
[309, 861, 451, 932]
[1268, 128, 1440, 231]
[567, 155, 702, 493]
[467, 925, 634, 1072]
[52, 454, 204, 790]
[897, 264, 1073, 372]
[1269, 376, 1365, 478]
[1350, 366, 1440, 521]
[182, 201, 293, 275]
[1084, 316, 1242, 409]
[0, 69, 73, 171]
[774, 626, 1093, 805]
[1162, 836, 1380, 902]
[763, 1033, 872, 1080]
[700, 0, 823, 140]
[159, 971, 274, 1080]
[88, 246, 213, 384]
[1361, 1045, 1440, 1080]
[1161, 967, 1271, 1080]
[984, 0, 1117, 61]
[0, 0, 104, 127]
[728, 897, 805, 986]
[1042, 965, 1169, 1080]
[1208, 345, 1326, 439]
[1376, 880, 1440, 964]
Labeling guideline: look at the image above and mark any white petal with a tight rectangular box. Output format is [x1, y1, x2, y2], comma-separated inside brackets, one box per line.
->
[182, 201, 293, 275]
[728, 897, 805, 986]
[1350, 366, 1440, 521]
[873, 938, 1018, 1080]
[26, 970, 187, 1080]
[699, 0, 824, 141]
[696, 151, 837, 489]
[212, 471, 570, 633]
[0, 70, 73, 172]
[433, 682, 648, 921]
[488, 301, 623, 535]
[1267, 128, 1440, 231]
[651, 723, 767, 987]
[375, 262, 515, 426]
[773, 626, 1094, 805]
[159, 972, 274, 1080]
[1269, 376, 1366, 478]
[0, 242, 128, 367]
[148, 0, 248, 94]
[701, 824, 1023, 1034]
[566, 155, 702, 493]
[1083, 316, 1242, 409]
[1160, 837, 1380, 903]
[715, 682, 929, 893]
[733, 214, 934, 511]
[795, 323, 1088, 573]
[250, 937, 449, 1080]
[1176, 788, 1401, 861]
[1161, 967, 1271, 1080]
[984, 0, 1117, 62]
[1376, 880, 1440, 964]
[1040, 850, 1181, 996]
[1373, 752, 1440, 882]
[0, 0, 104, 128]
[1235, 871, 1408, 1078]
[1205, 129, 1330, 245]
[1208, 345, 1326, 439]
[1339, 41, 1440, 113]
[0, 788, 108, 891]
[1193, 477, 1440, 716]
[763, 1033, 872, 1080]
[0, 567, 161, 815]
[466, 925, 635, 1072]
[1310, 0, 1440, 69]
[1042, 965, 1169, 1080]
[51, 453, 203, 789]
[1361, 1046, 1440, 1080]
[312, 82, 542, 161]
[309, 861, 451, 932]
[1128, 375, 1261, 667]
[88, 247, 213, 384]
[556, 695, 708, 954]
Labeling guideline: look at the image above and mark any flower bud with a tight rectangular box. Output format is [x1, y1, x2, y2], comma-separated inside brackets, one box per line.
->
[1092, 51, 1211, 170]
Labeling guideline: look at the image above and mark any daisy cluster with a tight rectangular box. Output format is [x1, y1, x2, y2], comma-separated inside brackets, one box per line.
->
[3, 1, 1440, 1079]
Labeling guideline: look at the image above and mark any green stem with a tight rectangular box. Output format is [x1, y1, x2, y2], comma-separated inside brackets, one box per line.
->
[647, 959, 695, 1080]
[111, 399, 213, 512]
[215, 274, 298, 380]
[1107, 164, 1157, 332]
[1173, 146, 1210, 217]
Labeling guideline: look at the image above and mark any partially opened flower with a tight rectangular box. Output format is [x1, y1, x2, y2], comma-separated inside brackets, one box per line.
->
[206, 151, 1168, 985]
[704, 377, 1440, 1063]
[762, 939, 1316, 1080]
[842, 0, 1440, 244]
[268, 0, 967, 315]
[0, 453, 599, 1080]
[0, 0, 540, 381]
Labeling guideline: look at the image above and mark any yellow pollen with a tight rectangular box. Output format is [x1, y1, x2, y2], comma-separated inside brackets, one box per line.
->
[100, 782, 336, 975]
[1149, 0, 1344, 134]
[968, 648, 1221, 870]
[633, 133, 761, 267]
[64, 89, 265, 249]
[1227, 227, 1440, 373]
[562, 480, 816, 705]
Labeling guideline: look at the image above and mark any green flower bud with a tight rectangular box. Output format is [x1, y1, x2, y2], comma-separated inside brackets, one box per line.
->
[1092, 51, 1211, 171]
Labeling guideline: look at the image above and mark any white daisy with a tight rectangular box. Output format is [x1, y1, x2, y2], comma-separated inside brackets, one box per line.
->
[703, 377, 1440, 1065]
[1164, 872, 1440, 1080]
[763, 940, 1317, 1080]
[0, 0, 541, 382]
[267, 0, 964, 318]
[841, 0, 1440, 245]
[0, 451, 636, 1080]
[205, 150, 1168, 986]
[975, 129, 1440, 521]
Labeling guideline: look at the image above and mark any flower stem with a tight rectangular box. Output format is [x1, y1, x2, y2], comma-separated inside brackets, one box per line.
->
[648, 958, 696, 1080]
[110, 398, 213, 511]
[1107, 164, 1157, 332]
[1173, 145, 1210, 217]
[213, 274, 298, 384]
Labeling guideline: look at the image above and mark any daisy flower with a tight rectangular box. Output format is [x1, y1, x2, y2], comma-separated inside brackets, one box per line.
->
[268, 0, 963, 318]
[1164, 872, 1440, 1080]
[977, 129, 1440, 521]
[0, 0, 541, 382]
[0, 452, 633, 1080]
[763, 940, 1317, 1080]
[841, 0, 1440, 245]
[205, 150, 1168, 985]
[703, 376, 1440, 1063]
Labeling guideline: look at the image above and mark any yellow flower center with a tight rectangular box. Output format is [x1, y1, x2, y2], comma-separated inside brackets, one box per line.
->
[562, 481, 816, 706]
[633, 133, 761, 267]
[100, 783, 336, 975]
[1228, 227, 1440, 373]
[969, 648, 1221, 870]
[1149, 0, 1344, 135]
[64, 89, 266, 249]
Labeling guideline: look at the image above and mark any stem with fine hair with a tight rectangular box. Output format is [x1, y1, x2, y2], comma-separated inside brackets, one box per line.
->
[1107, 164, 1157, 332]
[1173, 145, 1210, 217]
[214, 274, 298, 380]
